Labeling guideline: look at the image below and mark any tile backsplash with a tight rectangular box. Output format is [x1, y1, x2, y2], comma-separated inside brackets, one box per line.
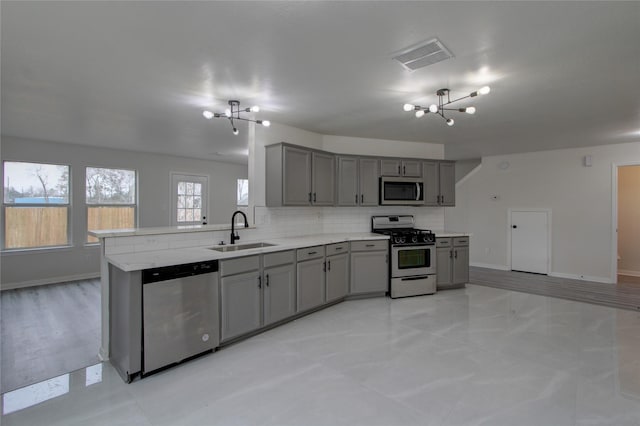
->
[104, 206, 444, 256]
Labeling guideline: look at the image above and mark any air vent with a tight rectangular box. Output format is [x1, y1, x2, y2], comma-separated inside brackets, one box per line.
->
[393, 38, 453, 71]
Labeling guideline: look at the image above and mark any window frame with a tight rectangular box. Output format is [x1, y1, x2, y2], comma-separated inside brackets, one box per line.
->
[2, 160, 72, 252]
[237, 178, 249, 207]
[85, 166, 138, 244]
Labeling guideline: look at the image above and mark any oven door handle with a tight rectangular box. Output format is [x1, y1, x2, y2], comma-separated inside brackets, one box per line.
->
[416, 182, 421, 201]
[401, 276, 431, 281]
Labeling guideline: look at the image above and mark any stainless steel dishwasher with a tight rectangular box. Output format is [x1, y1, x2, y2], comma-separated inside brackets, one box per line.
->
[141, 260, 219, 375]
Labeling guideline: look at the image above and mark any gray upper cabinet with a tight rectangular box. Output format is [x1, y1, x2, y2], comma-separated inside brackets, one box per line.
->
[381, 159, 422, 177]
[423, 161, 456, 206]
[311, 152, 335, 205]
[336, 156, 379, 206]
[266, 143, 335, 206]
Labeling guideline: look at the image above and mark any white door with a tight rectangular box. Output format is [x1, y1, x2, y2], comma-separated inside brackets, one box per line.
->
[171, 174, 208, 226]
[511, 210, 549, 274]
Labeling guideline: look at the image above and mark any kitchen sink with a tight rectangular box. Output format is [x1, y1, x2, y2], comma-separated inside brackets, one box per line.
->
[209, 242, 277, 252]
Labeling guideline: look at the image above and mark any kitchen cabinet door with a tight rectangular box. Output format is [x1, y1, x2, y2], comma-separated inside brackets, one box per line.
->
[436, 246, 453, 286]
[422, 161, 440, 206]
[312, 152, 335, 205]
[337, 156, 358, 206]
[263, 263, 296, 326]
[380, 159, 402, 176]
[350, 251, 388, 294]
[401, 160, 422, 177]
[326, 253, 349, 302]
[220, 271, 262, 342]
[359, 158, 379, 206]
[452, 246, 469, 284]
[283, 146, 312, 205]
[297, 258, 326, 312]
[439, 162, 456, 206]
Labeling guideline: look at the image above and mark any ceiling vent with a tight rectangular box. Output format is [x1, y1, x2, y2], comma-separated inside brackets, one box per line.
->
[392, 38, 453, 71]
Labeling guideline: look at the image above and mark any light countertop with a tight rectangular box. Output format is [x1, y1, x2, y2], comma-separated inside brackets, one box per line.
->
[107, 233, 389, 271]
[90, 223, 253, 238]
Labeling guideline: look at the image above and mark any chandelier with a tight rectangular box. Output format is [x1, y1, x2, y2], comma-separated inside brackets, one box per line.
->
[202, 100, 270, 135]
[403, 86, 490, 126]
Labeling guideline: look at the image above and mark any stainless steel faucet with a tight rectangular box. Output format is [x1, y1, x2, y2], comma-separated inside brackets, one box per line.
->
[230, 211, 249, 244]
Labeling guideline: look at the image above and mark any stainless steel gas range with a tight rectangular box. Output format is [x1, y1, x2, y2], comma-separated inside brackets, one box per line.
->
[372, 215, 437, 298]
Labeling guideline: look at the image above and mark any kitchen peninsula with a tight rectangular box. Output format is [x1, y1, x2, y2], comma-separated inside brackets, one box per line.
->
[92, 224, 469, 382]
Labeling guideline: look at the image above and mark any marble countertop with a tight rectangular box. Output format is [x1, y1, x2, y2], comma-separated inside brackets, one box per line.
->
[107, 233, 389, 271]
[90, 223, 254, 238]
[431, 231, 471, 238]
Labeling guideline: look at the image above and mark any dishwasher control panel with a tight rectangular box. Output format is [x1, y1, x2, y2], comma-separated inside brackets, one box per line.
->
[142, 260, 219, 284]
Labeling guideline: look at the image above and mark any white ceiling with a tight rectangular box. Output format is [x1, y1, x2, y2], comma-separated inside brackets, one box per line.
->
[2, 1, 639, 164]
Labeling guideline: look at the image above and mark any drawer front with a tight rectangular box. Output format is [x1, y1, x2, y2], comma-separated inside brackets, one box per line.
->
[326, 242, 349, 256]
[453, 237, 469, 247]
[220, 255, 260, 277]
[436, 238, 452, 247]
[296, 245, 325, 261]
[350, 240, 388, 252]
[263, 250, 295, 268]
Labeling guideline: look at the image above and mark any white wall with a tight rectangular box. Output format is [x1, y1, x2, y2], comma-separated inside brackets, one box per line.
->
[1, 136, 247, 288]
[445, 141, 640, 283]
[618, 165, 640, 276]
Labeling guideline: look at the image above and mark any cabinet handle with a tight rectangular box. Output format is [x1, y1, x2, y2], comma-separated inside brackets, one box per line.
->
[328, 260, 331, 271]
[308, 192, 312, 202]
[398, 165, 401, 175]
[454, 250, 458, 259]
[450, 249, 453, 259]
[361, 194, 364, 203]
[258, 275, 262, 289]
[403, 165, 406, 175]
[323, 261, 326, 272]
[265, 274, 269, 287]
[313, 193, 317, 203]
[355, 194, 358, 204]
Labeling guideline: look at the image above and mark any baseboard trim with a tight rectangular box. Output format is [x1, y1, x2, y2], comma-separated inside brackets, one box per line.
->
[618, 269, 640, 278]
[0, 272, 100, 291]
[470, 262, 509, 271]
[548, 272, 612, 284]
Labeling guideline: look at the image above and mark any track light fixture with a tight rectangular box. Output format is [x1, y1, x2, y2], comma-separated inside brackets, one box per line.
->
[202, 100, 270, 135]
[403, 86, 490, 126]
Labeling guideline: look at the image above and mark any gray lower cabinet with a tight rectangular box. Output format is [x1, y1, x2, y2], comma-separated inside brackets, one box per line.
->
[220, 269, 262, 342]
[436, 237, 469, 289]
[350, 240, 389, 294]
[326, 252, 349, 302]
[312, 152, 335, 205]
[263, 263, 296, 326]
[296, 246, 326, 312]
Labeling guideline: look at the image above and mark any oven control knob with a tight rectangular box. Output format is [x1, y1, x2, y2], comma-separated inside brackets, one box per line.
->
[395, 236, 406, 244]
[422, 234, 432, 243]
[411, 235, 418, 243]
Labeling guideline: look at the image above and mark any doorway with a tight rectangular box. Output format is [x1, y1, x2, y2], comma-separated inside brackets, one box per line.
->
[616, 165, 640, 284]
[509, 209, 551, 274]
[170, 173, 209, 226]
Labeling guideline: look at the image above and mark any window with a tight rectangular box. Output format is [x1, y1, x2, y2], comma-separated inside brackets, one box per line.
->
[237, 179, 249, 206]
[86, 167, 136, 243]
[3, 161, 70, 249]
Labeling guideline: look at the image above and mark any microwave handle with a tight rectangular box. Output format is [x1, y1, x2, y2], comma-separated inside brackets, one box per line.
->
[416, 182, 421, 201]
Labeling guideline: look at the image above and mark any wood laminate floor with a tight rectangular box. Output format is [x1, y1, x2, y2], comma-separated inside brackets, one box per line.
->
[471, 267, 640, 312]
[1, 279, 101, 393]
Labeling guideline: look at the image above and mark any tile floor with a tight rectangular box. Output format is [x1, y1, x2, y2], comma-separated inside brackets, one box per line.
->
[1, 284, 639, 425]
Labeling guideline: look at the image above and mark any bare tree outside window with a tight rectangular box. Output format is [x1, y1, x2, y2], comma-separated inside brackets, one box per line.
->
[86, 167, 136, 242]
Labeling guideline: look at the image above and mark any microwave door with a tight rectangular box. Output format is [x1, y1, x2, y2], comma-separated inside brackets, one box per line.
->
[416, 182, 421, 201]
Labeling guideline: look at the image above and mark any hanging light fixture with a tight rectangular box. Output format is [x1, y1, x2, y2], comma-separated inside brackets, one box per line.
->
[202, 100, 270, 135]
[403, 86, 490, 126]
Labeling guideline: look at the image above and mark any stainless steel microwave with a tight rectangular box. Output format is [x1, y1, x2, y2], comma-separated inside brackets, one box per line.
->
[379, 177, 424, 205]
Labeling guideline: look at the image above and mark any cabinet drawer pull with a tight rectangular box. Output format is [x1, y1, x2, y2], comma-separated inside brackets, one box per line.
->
[366, 244, 375, 247]
[334, 247, 343, 250]
[308, 251, 317, 255]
